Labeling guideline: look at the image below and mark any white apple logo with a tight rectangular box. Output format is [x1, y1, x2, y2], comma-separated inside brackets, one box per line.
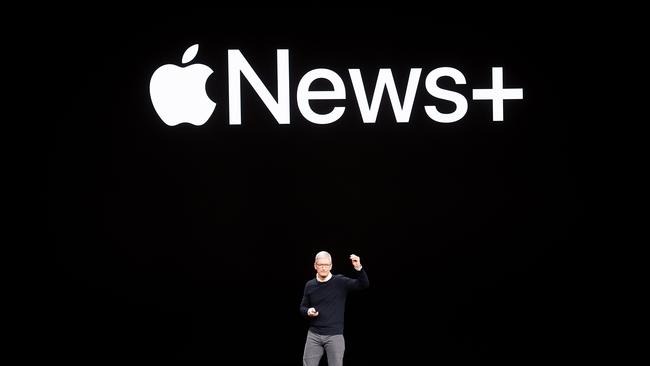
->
[150, 44, 216, 126]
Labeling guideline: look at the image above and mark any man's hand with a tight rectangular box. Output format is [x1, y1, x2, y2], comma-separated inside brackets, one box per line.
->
[350, 254, 362, 270]
[307, 307, 319, 317]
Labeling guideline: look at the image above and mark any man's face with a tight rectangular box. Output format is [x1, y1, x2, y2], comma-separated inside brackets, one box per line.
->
[314, 260, 332, 278]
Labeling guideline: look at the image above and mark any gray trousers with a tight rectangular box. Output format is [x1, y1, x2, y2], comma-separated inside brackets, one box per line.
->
[302, 330, 345, 366]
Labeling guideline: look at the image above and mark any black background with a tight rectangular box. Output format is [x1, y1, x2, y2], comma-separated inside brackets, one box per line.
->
[46, 6, 586, 364]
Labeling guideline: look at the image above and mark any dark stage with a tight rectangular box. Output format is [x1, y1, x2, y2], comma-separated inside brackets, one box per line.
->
[46, 7, 584, 364]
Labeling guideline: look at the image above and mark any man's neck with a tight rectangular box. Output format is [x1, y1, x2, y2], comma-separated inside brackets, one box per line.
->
[316, 273, 332, 282]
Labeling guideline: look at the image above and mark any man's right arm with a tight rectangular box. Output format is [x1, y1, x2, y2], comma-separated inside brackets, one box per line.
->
[299, 283, 311, 317]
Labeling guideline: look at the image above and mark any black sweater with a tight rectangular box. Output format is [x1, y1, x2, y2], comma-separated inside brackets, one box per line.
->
[299, 269, 369, 335]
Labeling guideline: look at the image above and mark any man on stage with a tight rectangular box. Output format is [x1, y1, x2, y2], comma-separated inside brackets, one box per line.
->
[300, 251, 369, 366]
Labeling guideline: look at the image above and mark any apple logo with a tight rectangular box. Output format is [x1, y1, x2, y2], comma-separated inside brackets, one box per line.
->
[150, 44, 216, 126]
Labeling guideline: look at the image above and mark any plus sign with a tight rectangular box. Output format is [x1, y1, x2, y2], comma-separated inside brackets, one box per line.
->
[472, 67, 523, 121]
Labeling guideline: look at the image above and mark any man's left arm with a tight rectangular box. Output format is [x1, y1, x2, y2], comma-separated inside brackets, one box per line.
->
[344, 254, 369, 290]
